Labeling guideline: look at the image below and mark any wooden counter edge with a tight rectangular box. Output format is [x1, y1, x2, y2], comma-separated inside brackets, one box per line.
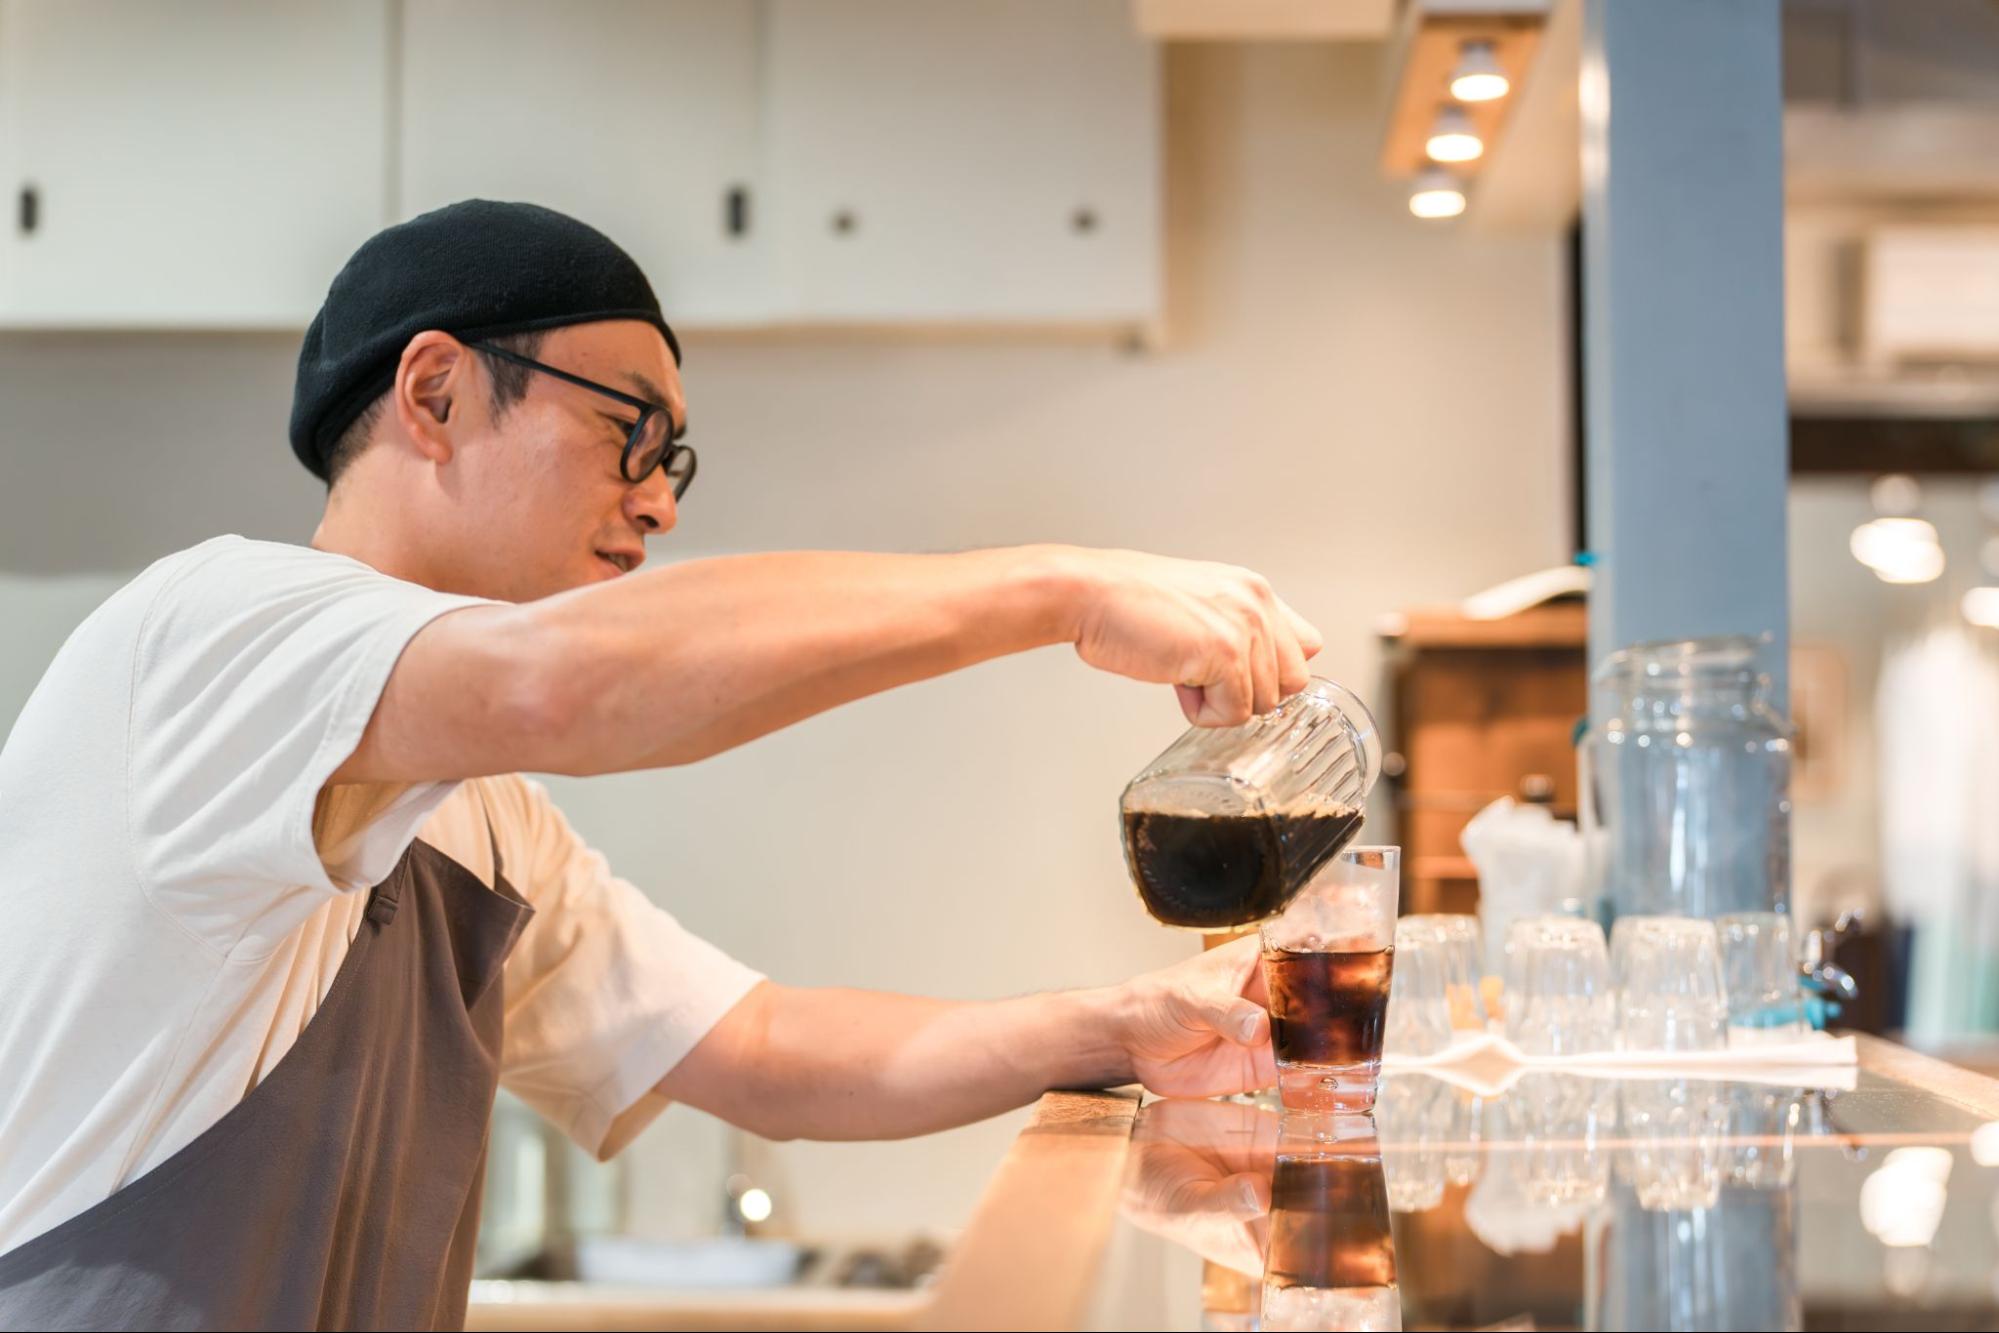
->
[464, 1089, 1140, 1333]
[908, 1087, 1141, 1333]
[1856, 1033, 1999, 1119]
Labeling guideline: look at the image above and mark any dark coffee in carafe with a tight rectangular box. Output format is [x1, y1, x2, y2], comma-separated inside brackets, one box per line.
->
[1121, 804, 1364, 930]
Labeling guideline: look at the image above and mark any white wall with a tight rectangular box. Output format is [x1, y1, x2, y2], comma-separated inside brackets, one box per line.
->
[0, 44, 1566, 1239]
[1789, 478, 1999, 931]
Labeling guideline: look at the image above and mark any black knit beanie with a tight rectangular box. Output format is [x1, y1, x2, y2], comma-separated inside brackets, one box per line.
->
[289, 199, 681, 481]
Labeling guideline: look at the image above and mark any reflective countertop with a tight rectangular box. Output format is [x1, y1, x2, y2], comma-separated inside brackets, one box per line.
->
[1087, 1040, 1999, 1331]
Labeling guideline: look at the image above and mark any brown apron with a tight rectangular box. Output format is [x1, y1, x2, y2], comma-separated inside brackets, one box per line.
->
[0, 816, 533, 1331]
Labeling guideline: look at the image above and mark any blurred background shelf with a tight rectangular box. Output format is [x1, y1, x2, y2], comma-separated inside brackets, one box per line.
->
[1381, 602, 1587, 916]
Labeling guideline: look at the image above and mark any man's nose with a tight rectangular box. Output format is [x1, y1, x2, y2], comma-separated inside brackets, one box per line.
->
[626, 470, 678, 534]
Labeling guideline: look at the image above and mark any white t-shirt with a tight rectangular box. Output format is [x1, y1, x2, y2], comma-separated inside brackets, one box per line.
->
[0, 536, 763, 1255]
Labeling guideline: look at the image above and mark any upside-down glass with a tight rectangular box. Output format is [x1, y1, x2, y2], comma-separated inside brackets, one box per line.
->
[1261, 848, 1399, 1112]
[1405, 913, 1486, 1031]
[1718, 911, 1806, 1042]
[1385, 919, 1454, 1059]
[1611, 916, 1729, 1053]
[1502, 917, 1615, 1056]
[1122, 679, 1381, 930]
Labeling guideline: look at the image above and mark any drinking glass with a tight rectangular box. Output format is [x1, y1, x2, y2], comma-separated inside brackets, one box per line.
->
[1403, 913, 1485, 1031]
[1718, 911, 1805, 1043]
[1611, 916, 1728, 1053]
[1502, 916, 1615, 1056]
[1260, 848, 1400, 1112]
[1386, 919, 1454, 1059]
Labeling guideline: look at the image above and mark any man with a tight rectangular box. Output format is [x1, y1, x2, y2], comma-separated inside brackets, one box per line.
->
[0, 200, 1318, 1329]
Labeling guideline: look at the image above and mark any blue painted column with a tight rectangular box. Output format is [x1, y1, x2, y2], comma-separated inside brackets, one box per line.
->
[1582, 0, 1789, 710]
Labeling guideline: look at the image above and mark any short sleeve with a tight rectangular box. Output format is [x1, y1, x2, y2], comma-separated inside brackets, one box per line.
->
[128, 538, 492, 954]
[489, 776, 764, 1160]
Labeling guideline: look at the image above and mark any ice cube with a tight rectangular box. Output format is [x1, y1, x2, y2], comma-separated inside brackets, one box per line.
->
[1261, 1283, 1402, 1332]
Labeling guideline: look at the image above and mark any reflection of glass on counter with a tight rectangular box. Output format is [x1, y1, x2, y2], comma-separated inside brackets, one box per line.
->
[1375, 1073, 1472, 1212]
[1442, 1086, 1485, 1189]
[1263, 1113, 1401, 1331]
[1515, 1072, 1615, 1209]
[1199, 1259, 1260, 1331]
[1594, 1079, 1802, 1331]
[1462, 1072, 1609, 1256]
[1618, 1079, 1730, 1212]
[1724, 1084, 1812, 1190]
[1594, 1168, 1800, 1330]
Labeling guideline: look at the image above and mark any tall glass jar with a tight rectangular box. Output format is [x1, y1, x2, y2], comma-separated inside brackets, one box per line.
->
[1581, 636, 1792, 924]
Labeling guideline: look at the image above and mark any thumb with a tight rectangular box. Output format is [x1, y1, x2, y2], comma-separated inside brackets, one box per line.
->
[1193, 993, 1270, 1047]
[1220, 1171, 1272, 1219]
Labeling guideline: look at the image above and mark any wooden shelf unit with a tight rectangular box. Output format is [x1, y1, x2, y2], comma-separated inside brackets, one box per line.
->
[1380, 602, 1587, 917]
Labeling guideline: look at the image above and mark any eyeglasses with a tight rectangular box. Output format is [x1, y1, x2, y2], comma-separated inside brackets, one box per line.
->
[470, 341, 697, 499]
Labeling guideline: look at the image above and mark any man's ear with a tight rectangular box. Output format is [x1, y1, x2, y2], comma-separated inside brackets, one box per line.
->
[391, 331, 471, 466]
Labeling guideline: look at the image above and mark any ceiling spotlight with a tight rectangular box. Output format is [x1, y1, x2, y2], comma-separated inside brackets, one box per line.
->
[1409, 168, 1466, 219]
[1425, 105, 1484, 163]
[1869, 473, 1922, 518]
[1965, 587, 1999, 629]
[1450, 40, 1509, 103]
[1850, 517, 1944, 584]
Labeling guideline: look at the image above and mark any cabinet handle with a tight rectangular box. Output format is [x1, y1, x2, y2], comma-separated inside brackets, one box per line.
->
[18, 185, 38, 236]
[725, 186, 750, 239]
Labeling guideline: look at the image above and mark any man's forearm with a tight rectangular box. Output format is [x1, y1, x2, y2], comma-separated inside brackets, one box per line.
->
[518, 546, 1085, 774]
[340, 545, 1090, 784]
[664, 982, 1137, 1142]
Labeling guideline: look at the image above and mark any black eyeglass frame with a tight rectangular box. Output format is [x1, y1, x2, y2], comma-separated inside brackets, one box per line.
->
[470, 341, 696, 498]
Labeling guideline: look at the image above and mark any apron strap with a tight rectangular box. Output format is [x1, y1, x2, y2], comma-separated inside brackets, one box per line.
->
[364, 861, 403, 926]
[473, 779, 504, 884]
[364, 780, 502, 927]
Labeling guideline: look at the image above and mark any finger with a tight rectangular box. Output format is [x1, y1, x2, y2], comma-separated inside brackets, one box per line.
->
[1273, 612, 1310, 700]
[1247, 616, 1278, 717]
[1276, 596, 1323, 661]
[1243, 959, 1270, 1009]
[1220, 1171, 1271, 1219]
[1210, 934, 1264, 988]
[1198, 641, 1255, 727]
[1175, 683, 1205, 724]
[1250, 1044, 1277, 1090]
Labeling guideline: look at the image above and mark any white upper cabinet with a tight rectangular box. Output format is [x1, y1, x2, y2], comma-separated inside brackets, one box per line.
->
[764, 0, 1161, 325]
[0, 1, 390, 326]
[0, 0, 1160, 330]
[398, 0, 772, 328]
